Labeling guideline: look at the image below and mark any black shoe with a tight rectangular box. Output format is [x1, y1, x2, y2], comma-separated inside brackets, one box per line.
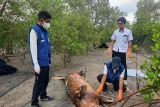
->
[40, 96, 53, 101]
[31, 104, 41, 107]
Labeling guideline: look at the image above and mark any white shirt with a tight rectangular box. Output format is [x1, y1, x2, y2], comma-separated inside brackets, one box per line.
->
[30, 29, 39, 67]
[111, 28, 133, 53]
[103, 65, 125, 78]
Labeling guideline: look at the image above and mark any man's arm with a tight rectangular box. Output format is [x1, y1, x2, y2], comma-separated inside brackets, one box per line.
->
[30, 29, 40, 74]
[109, 40, 116, 51]
[96, 74, 107, 96]
[107, 31, 116, 56]
[127, 40, 132, 58]
[116, 77, 124, 101]
[128, 40, 132, 49]
[116, 68, 125, 101]
[127, 30, 133, 58]
[107, 40, 116, 56]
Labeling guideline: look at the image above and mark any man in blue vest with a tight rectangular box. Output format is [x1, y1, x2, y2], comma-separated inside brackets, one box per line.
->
[96, 57, 128, 101]
[29, 10, 53, 107]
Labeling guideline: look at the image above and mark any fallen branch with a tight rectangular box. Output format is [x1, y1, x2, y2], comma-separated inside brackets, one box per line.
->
[108, 86, 156, 107]
[0, 51, 29, 58]
[130, 101, 147, 107]
[130, 99, 160, 107]
[130, 98, 144, 101]
[149, 101, 160, 107]
[121, 97, 130, 107]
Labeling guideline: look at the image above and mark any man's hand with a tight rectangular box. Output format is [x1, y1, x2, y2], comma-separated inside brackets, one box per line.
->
[107, 48, 112, 56]
[95, 89, 101, 96]
[127, 41, 133, 58]
[96, 75, 107, 96]
[116, 78, 124, 101]
[127, 48, 132, 58]
[107, 40, 115, 56]
[34, 65, 40, 74]
[96, 86, 103, 96]
[116, 93, 123, 101]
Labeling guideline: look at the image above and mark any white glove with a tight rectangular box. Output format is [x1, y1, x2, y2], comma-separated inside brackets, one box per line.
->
[34, 64, 40, 74]
[124, 80, 128, 85]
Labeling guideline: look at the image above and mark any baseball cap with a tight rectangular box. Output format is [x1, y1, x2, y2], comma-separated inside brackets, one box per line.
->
[112, 57, 121, 69]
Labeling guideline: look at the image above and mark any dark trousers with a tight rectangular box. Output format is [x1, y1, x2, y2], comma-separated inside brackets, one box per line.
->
[97, 74, 126, 91]
[112, 50, 127, 80]
[31, 66, 50, 105]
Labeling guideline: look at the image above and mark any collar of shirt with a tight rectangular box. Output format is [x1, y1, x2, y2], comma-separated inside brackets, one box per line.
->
[119, 28, 125, 32]
[113, 68, 119, 73]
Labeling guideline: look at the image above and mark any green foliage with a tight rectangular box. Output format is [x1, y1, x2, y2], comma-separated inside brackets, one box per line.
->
[140, 26, 160, 102]
[0, 0, 125, 64]
[51, 13, 95, 64]
[132, 0, 160, 47]
[0, 0, 33, 54]
[132, 44, 139, 52]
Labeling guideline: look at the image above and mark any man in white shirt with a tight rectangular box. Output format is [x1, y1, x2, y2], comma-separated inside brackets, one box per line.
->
[108, 17, 133, 85]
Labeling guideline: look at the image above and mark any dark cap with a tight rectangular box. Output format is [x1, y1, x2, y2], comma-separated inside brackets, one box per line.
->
[112, 57, 121, 69]
[117, 16, 126, 24]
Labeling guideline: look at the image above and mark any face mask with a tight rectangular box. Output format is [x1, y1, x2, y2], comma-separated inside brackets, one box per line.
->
[42, 22, 50, 29]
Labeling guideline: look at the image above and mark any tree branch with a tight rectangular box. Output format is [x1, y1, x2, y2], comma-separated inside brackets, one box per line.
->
[108, 86, 156, 107]
[121, 97, 130, 107]
[130, 99, 160, 107]
[0, 51, 29, 58]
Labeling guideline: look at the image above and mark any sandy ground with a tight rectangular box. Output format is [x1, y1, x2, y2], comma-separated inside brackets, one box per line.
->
[0, 49, 159, 107]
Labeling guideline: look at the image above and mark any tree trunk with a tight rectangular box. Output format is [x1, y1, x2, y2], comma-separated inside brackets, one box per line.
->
[5, 42, 13, 55]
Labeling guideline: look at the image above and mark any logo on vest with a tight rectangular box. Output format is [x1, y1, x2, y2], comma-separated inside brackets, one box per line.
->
[40, 40, 45, 43]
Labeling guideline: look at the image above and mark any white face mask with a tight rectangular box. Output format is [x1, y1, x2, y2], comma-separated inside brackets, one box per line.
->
[42, 22, 50, 29]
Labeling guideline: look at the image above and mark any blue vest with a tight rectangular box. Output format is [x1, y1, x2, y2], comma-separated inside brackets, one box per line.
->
[105, 61, 124, 82]
[29, 24, 51, 67]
